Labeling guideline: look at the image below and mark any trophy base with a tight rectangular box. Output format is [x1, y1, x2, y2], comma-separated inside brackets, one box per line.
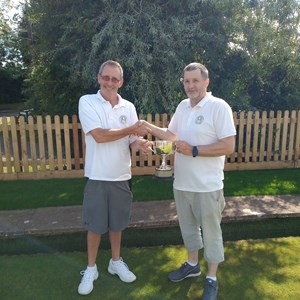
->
[154, 167, 173, 179]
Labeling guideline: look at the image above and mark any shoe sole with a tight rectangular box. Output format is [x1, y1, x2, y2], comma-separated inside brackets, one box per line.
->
[108, 266, 136, 283]
[169, 271, 201, 282]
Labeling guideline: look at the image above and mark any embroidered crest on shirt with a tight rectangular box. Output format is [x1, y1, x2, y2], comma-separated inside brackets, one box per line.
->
[195, 115, 204, 124]
[119, 115, 127, 124]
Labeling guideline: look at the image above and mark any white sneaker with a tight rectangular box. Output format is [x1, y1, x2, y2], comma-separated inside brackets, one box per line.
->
[108, 258, 136, 283]
[78, 265, 99, 295]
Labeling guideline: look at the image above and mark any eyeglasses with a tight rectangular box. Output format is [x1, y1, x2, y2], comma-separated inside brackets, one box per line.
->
[180, 78, 200, 84]
[99, 75, 121, 83]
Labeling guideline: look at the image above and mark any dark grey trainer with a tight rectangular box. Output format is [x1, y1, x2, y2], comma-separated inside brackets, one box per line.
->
[168, 262, 201, 282]
[202, 278, 218, 300]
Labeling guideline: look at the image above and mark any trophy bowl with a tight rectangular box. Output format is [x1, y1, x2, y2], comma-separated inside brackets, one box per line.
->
[152, 140, 174, 179]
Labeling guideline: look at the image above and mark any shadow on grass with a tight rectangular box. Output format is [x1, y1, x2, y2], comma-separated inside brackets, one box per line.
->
[1, 217, 299, 256]
[1, 238, 299, 299]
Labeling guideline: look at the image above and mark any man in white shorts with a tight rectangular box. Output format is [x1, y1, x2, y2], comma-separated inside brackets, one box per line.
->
[78, 60, 151, 296]
[142, 62, 236, 300]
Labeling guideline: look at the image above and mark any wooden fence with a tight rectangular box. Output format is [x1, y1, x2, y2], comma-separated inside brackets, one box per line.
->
[0, 110, 300, 180]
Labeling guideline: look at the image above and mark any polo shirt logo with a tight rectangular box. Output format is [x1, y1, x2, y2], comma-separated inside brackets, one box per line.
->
[195, 115, 204, 124]
[119, 115, 127, 124]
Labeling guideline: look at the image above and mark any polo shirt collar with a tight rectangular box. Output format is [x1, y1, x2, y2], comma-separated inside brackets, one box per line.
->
[187, 92, 212, 109]
[97, 90, 125, 107]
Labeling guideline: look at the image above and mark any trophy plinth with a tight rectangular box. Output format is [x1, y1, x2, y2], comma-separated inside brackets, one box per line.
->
[152, 140, 174, 179]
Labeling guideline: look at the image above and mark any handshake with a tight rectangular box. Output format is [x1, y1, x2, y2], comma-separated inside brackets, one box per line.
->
[131, 120, 152, 137]
[130, 120, 155, 155]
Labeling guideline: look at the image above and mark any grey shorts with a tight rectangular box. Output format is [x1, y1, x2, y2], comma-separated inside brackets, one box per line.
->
[83, 179, 132, 234]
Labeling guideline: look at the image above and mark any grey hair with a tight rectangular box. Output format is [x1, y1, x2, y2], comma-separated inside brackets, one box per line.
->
[183, 62, 209, 80]
[98, 60, 123, 79]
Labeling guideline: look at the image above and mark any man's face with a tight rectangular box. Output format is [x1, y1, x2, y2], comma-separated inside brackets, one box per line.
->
[97, 65, 123, 95]
[182, 70, 209, 101]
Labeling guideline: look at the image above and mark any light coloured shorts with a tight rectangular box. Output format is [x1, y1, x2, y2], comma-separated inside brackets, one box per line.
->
[174, 188, 225, 264]
[83, 179, 132, 234]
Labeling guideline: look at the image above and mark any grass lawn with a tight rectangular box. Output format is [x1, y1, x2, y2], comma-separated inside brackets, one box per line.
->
[1, 169, 299, 299]
[0, 168, 300, 210]
[1, 237, 299, 300]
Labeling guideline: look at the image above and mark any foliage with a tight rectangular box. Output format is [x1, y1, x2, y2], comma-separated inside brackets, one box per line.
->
[0, 0, 25, 104]
[4, 0, 300, 114]
[219, 0, 300, 111]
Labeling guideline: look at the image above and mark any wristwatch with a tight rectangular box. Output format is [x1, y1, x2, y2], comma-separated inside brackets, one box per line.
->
[192, 146, 198, 157]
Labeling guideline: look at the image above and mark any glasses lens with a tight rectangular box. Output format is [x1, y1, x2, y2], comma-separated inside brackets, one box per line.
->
[101, 75, 110, 81]
[101, 75, 120, 83]
[111, 77, 120, 83]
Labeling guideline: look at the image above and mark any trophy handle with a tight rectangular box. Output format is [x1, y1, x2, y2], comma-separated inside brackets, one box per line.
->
[148, 142, 156, 154]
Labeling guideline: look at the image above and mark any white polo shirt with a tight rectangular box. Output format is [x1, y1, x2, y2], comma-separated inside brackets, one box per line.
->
[79, 91, 138, 181]
[168, 92, 236, 192]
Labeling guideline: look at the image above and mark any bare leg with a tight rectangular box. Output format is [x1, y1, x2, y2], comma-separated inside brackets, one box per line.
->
[188, 251, 219, 277]
[188, 250, 199, 264]
[87, 231, 101, 266]
[207, 263, 218, 277]
[109, 231, 122, 260]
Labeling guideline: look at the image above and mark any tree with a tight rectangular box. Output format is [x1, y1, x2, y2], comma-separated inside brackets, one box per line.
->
[18, 0, 300, 115]
[219, 0, 300, 111]
[0, 0, 25, 104]
[19, 0, 231, 114]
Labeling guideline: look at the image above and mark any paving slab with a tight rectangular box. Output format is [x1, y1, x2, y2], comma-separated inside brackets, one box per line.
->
[0, 195, 299, 238]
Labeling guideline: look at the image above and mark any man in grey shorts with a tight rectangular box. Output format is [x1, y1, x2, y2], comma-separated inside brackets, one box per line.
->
[142, 62, 236, 300]
[78, 60, 151, 296]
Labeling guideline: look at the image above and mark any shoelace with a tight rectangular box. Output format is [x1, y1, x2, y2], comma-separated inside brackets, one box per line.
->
[180, 262, 189, 270]
[80, 269, 95, 283]
[114, 260, 131, 273]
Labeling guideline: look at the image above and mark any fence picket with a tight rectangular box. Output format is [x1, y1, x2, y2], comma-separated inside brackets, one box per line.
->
[228, 112, 237, 163]
[245, 111, 252, 162]
[281, 111, 289, 160]
[259, 111, 267, 162]
[71, 115, 80, 170]
[45, 115, 55, 170]
[266, 111, 274, 161]
[288, 110, 296, 161]
[63, 115, 72, 170]
[2, 117, 12, 173]
[10, 117, 20, 172]
[274, 111, 282, 161]
[295, 111, 300, 163]
[252, 111, 260, 162]
[37, 116, 46, 171]
[19, 116, 29, 172]
[237, 111, 245, 162]
[28, 116, 37, 171]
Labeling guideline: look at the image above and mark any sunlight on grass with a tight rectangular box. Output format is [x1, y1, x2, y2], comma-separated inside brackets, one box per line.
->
[224, 169, 300, 196]
[58, 193, 68, 199]
[221, 237, 300, 299]
[1, 237, 299, 299]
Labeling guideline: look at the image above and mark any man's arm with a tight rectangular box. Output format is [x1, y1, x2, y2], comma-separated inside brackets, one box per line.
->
[142, 121, 176, 141]
[175, 136, 235, 157]
[89, 121, 151, 143]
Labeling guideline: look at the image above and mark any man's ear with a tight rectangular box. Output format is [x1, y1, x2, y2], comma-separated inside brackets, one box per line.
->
[205, 78, 210, 88]
[97, 74, 101, 85]
[118, 79, 124, 88]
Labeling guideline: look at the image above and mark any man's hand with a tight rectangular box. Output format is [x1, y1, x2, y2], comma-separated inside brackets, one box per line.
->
[174, 140, 193, 155]
[131, 121, 152, 136]
[130, 138, 152, 154]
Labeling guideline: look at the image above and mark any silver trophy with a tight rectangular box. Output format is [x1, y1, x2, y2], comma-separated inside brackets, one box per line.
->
[151, 140, 174, 179]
